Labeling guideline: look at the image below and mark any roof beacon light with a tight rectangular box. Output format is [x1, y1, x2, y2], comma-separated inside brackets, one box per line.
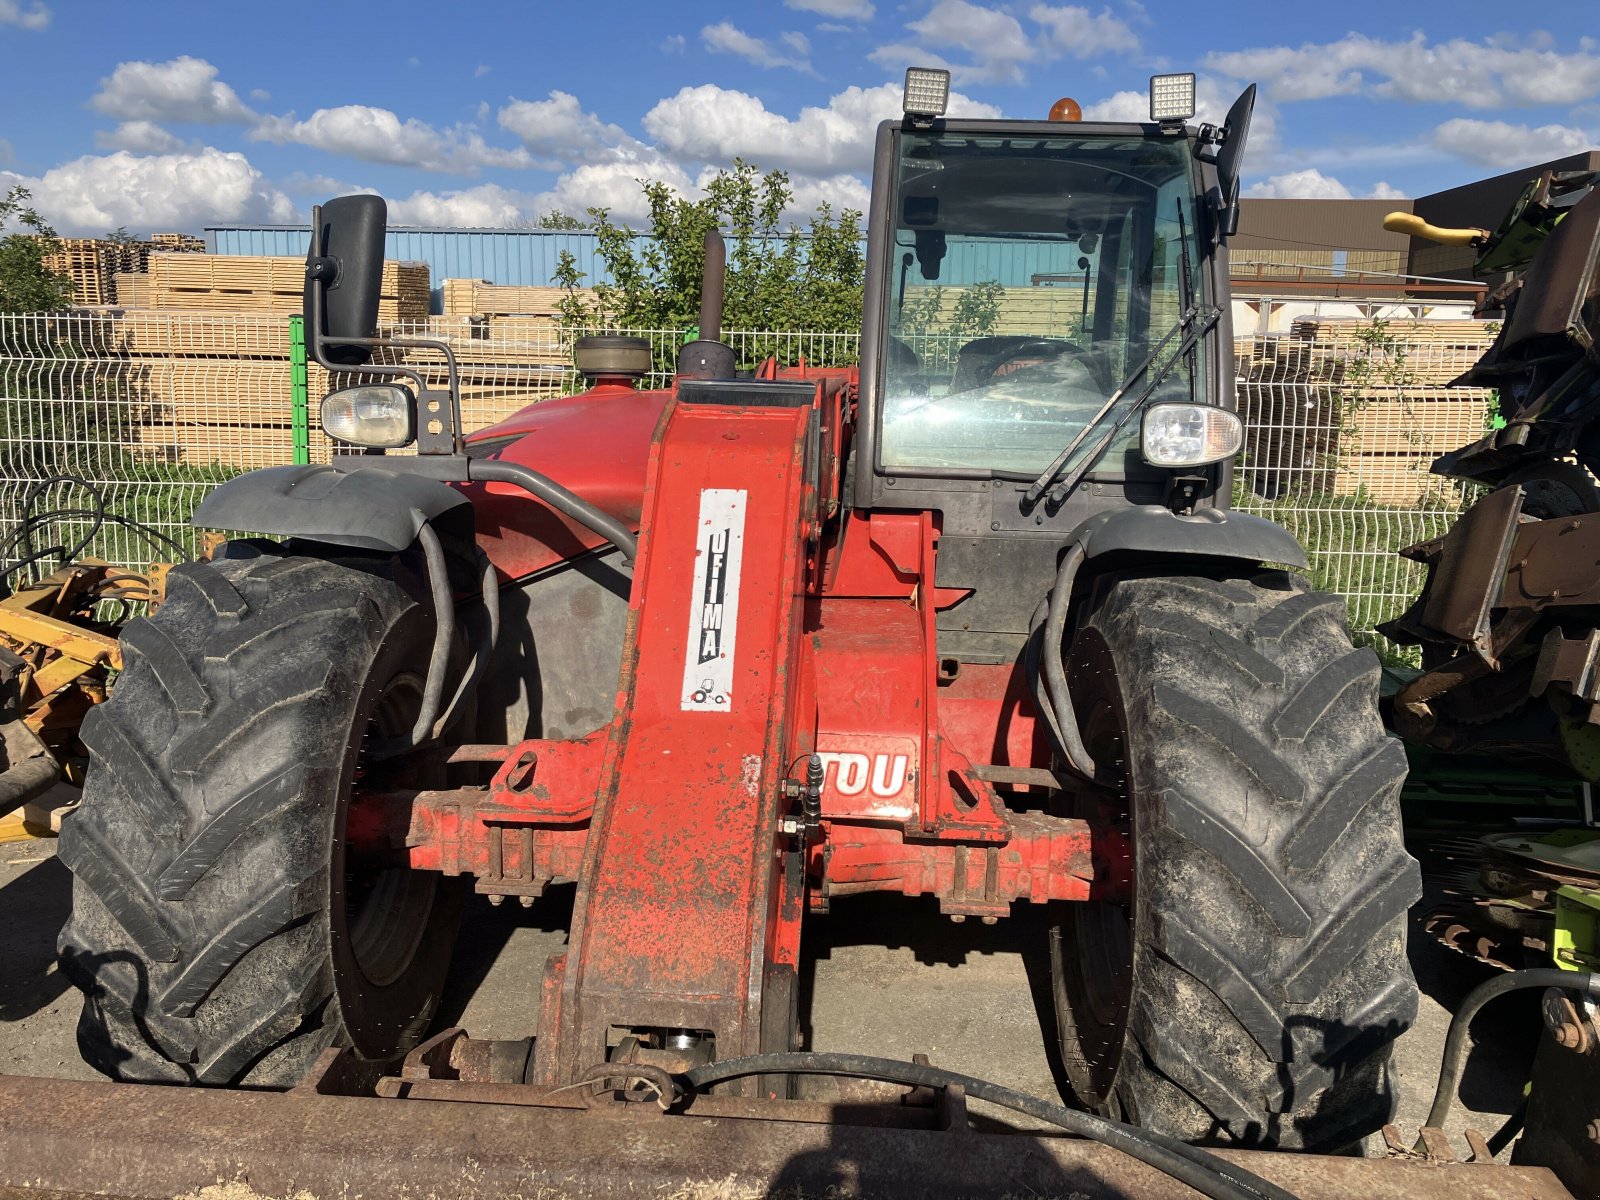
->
[1149, 73, 1196, 123]
[1048, 97, 1083, 122]
[903, 68, 951, 122]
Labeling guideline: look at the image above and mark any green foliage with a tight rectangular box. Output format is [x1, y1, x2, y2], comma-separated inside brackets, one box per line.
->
[896, 280, 1006, 373]
[537, 211, 587, 230]
[0, 186, 72, 315]
[556, 160, 864, 367]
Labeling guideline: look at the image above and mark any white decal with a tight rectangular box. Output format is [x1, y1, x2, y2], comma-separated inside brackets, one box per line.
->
[818, 752, 912, 799]
[681, 488, 747, 712]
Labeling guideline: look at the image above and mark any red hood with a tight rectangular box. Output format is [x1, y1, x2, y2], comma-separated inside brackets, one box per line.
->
[464, 383, 667, 581]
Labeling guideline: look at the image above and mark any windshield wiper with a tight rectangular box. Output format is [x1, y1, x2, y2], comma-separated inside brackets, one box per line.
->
[1025, 196, 1216, 512]
[1022, 303, 1220, 510]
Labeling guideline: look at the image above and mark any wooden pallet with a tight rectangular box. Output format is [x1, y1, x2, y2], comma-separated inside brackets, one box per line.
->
[150, 232, 205, 252]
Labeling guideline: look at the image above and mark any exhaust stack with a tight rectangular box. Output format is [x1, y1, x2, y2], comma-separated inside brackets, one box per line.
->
[677, 229, 735, 380]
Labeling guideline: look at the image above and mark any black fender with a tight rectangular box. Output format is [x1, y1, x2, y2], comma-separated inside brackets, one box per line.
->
[191, 464, 472, 553]
[1066, 504, 1308, 570]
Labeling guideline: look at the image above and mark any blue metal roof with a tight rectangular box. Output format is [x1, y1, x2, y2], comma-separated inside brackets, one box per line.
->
[206, 225, 1082, 314]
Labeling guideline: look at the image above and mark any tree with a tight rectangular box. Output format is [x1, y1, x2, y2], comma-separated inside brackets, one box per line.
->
[0, 186, 71, 314]
[557, 161, 864, 351]
[536, 211, 587, 230]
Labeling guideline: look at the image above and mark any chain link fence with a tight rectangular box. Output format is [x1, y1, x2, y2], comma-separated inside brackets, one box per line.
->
[0, 310, 1503, 646]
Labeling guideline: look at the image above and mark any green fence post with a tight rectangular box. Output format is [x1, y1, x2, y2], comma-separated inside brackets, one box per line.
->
[289, 314, 310, 466]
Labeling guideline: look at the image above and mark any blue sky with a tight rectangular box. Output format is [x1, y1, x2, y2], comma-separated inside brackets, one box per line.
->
[1, 0, 1597, 235]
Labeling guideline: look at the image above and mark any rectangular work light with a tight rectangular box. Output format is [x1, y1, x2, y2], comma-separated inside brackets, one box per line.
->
[903, 68, 951, 120]
[1149, 73, 1196, 123]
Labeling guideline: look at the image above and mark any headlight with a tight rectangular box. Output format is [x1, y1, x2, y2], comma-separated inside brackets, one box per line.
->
[320, 383, 415, 448]
[1141, 403, 1242, 468]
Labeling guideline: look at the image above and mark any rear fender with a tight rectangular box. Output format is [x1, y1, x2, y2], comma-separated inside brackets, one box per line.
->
[191, 464, 473, 553]
[1067, 504, 1308, 571]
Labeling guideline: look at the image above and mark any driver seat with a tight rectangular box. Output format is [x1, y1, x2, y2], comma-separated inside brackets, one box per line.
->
[950, 336, 1074, 392]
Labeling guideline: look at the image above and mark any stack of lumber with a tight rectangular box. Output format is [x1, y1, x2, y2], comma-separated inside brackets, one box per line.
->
[113, 272, 151, 307]
[1236, 320, 1498, 506]
[145, 255, 430, 322]
[442, 280, 572, 317]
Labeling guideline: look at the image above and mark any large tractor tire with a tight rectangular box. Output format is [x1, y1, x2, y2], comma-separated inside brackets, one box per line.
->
[57, 547, 463, 1086]
[1052, 569, 1420, 1150]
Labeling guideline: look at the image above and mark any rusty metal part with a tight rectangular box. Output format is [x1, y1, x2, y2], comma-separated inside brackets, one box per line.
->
[0, 599, 121, 673]
[1544, 988, 1592, 1052]
[0, 1072, 1571, 1200]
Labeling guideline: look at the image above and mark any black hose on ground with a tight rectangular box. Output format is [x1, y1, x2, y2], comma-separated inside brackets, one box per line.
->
[681, 1052, 1298, 1200]
[1422, 967, 1600, 1133]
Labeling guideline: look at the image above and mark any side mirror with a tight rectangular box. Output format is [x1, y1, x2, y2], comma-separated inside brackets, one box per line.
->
[305, 194, 387, 366]
[1213, 85, 1255, 240]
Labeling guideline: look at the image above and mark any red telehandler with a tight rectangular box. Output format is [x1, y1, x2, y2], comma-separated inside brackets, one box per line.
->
[0, 71, 1568, 1198]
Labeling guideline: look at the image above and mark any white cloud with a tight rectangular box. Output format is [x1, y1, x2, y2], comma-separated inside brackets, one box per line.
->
[1245, 169, 1352, 200]
[91, 56, 255, 125]
[251, 105, 530, 173]
[781, 30, 811, 57]
[533, 150, 698, 224]
[1430, 117, 1596, 168]
[497, 91, 633, 163]
[1028, 5, 1139, 58]
[644, 81, 1000, 178]
[0, 0, 48, 30]
[386, 183, 531, 227]
[782, 172, 873, 218]
[784, 0, 874, 16]
[1206, 32, 1600, 108]
[889, 0, 1038, 85]
[660, 33, 686, 54]
[1, 148, 293, 236]
[94, 120, 190, 154]
[1368, 181, 1407, 200]
[474, 64, 491, 78]
[701, 22, 814, 72]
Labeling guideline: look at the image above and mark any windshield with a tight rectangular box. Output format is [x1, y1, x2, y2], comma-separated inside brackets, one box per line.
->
[879, 131, 1206, 475]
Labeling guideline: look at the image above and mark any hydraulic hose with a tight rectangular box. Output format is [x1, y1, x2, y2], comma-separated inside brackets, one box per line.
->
[1422, 967, 1600, 1133]
[1039, 543, 1102, 782]
[409, 522, 455, 746]
[681, 1052, 1298, 1200]
[468, 458, 637, 563]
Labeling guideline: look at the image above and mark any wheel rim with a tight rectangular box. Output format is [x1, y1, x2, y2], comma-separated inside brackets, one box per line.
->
[337, 668, 438, 992]
[1052, 631, 1135, 1109]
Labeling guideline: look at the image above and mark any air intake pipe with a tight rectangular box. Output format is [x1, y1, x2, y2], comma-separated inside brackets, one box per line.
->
[677, 228, 736, 380]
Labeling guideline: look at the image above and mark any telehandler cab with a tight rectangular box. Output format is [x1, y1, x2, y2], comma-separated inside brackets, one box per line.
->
[1, 70, 1530, 1200]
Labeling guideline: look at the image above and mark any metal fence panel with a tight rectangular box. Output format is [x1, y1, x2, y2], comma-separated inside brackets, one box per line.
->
[0, 312, 1506, 649]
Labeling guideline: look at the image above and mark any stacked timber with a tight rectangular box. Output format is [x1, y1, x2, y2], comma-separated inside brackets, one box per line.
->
[1236, 320, 1498, 506]
[146, 255, 430, 322]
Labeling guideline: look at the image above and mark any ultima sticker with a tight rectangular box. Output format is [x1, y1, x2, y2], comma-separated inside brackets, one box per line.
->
[681, 488, 747, 711]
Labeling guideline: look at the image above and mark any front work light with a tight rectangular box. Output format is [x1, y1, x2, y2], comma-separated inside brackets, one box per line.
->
[1149, 73, 1196, 123]
[321, 383, 416, 448]
[1141, 403, 1242, 468]
[903, 68, 951, 120]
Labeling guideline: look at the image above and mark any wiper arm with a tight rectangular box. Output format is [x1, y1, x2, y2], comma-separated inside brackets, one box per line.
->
[1023, 304, 1219, 509]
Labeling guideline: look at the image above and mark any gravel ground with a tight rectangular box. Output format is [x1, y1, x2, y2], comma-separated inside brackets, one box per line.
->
[0, 832, 1535, 1157]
